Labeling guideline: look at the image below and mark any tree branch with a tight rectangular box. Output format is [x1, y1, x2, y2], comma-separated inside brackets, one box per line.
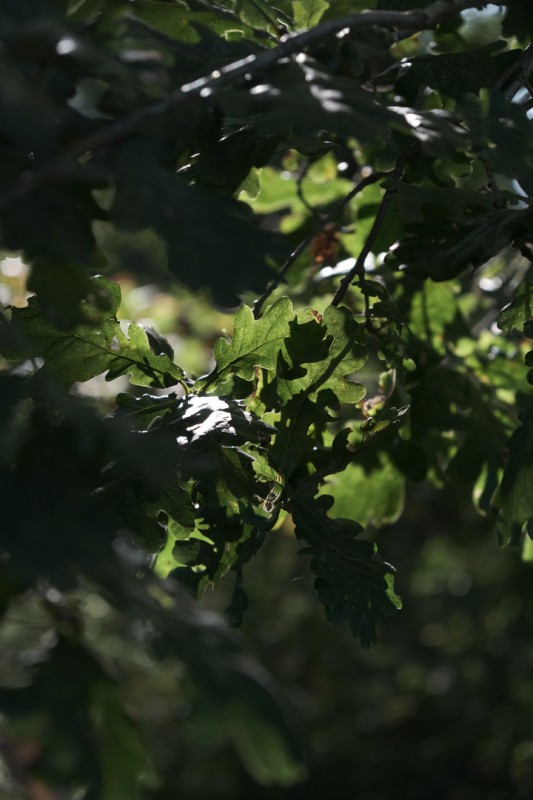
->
[496, 43, 533, 100]
[253, 171, 389, 318]
[0, 0, 486, 213]
[331, 146, 419, 310]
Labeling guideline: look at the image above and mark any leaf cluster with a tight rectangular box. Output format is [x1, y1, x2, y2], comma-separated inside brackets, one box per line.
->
[2, 0, 533, 795]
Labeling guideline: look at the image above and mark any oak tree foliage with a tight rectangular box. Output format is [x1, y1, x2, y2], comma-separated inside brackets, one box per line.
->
[1, 0, 533, 795]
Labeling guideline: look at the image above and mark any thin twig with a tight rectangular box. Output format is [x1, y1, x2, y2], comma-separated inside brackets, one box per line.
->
[483, 162, 506, 210]
[0, 0, 486, 213]
[253, 171, 388, 318]
[331, 146, 419, 310]
[496, 43, 533, 100]
[295, 159, 353, 230]
[296, 159, 326, 221]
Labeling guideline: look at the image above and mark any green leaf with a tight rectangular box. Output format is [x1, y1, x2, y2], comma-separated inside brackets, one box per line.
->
[111, 142, 278, 307]
[462, 91, 533, 197]
[6, 281, 184, 389]
[390, 182, 494, 225]
[114, 392, 182, 429]
[140, 394, 277, 585]
[397, 43, 517, 102]
[292, 0, 329, 29]
[173, 395, 276, 450]
[292, 492, 401, 647]
[133, 1, 248, 42]
[387, 183, 533, 281]
[223, 58, 401, 145]
[197, 298, 294, 391]
[492, 411, 533, 546]
[184, 662, 308, 787]
[277, 305, 367, 404]
[498, 281, 533, 334]
[269, 394, 319, 479]
[320, 454, 405, 528]
[264, 305, 366, 480]
[90, 678, 148, 800]
[502, 0, 533, 40]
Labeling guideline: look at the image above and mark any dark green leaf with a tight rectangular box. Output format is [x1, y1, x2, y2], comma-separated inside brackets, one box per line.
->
[292, 492, 401, 647]
[492, 410, 533, 546]
[397, 43, 517, 102]
[387, 183, 533, 281]
[502, 0, 533, 40]
[6, 280, 184, 389]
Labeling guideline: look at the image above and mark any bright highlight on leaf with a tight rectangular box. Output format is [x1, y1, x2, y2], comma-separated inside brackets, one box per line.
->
[3, 0, 533, 794]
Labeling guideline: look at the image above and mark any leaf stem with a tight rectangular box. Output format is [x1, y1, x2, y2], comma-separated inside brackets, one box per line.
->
[253, 171, 389, 318]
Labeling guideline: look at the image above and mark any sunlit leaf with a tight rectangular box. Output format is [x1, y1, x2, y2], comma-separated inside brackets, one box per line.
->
[197, 298, 294, 391]
[292, 0, 329, 29]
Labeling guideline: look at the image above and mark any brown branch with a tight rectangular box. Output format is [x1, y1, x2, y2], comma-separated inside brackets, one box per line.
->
[0, 0, 486, 213]
[253, 171, 389, 318]
[331, 146, 419, 310]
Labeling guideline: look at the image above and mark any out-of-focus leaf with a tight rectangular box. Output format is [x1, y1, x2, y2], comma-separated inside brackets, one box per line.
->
[397, 43, 517, 102]
[498, 280, 533, 333]
[90, 678, 148, 800]
[133, 1, 248, 42]
[185, 658, 308, 786]
[407, 365, 508, 495]
[377, 0, 431, 6]
[234, 0, 288, 32]
[387, 185, 533, 281]
[502, 0, 533, 40]
[462, 91, 533, 197]
[111, 141, 278, 307]
[492, 410, 533, 546]
[292, 0, 329, 29]
[406, 280, 463, 353]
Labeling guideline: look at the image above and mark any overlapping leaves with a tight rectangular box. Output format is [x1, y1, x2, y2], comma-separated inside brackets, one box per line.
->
[197, 296, 399, 641]
[3, 277, 184, 389]
[4, 0, 533, 794]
